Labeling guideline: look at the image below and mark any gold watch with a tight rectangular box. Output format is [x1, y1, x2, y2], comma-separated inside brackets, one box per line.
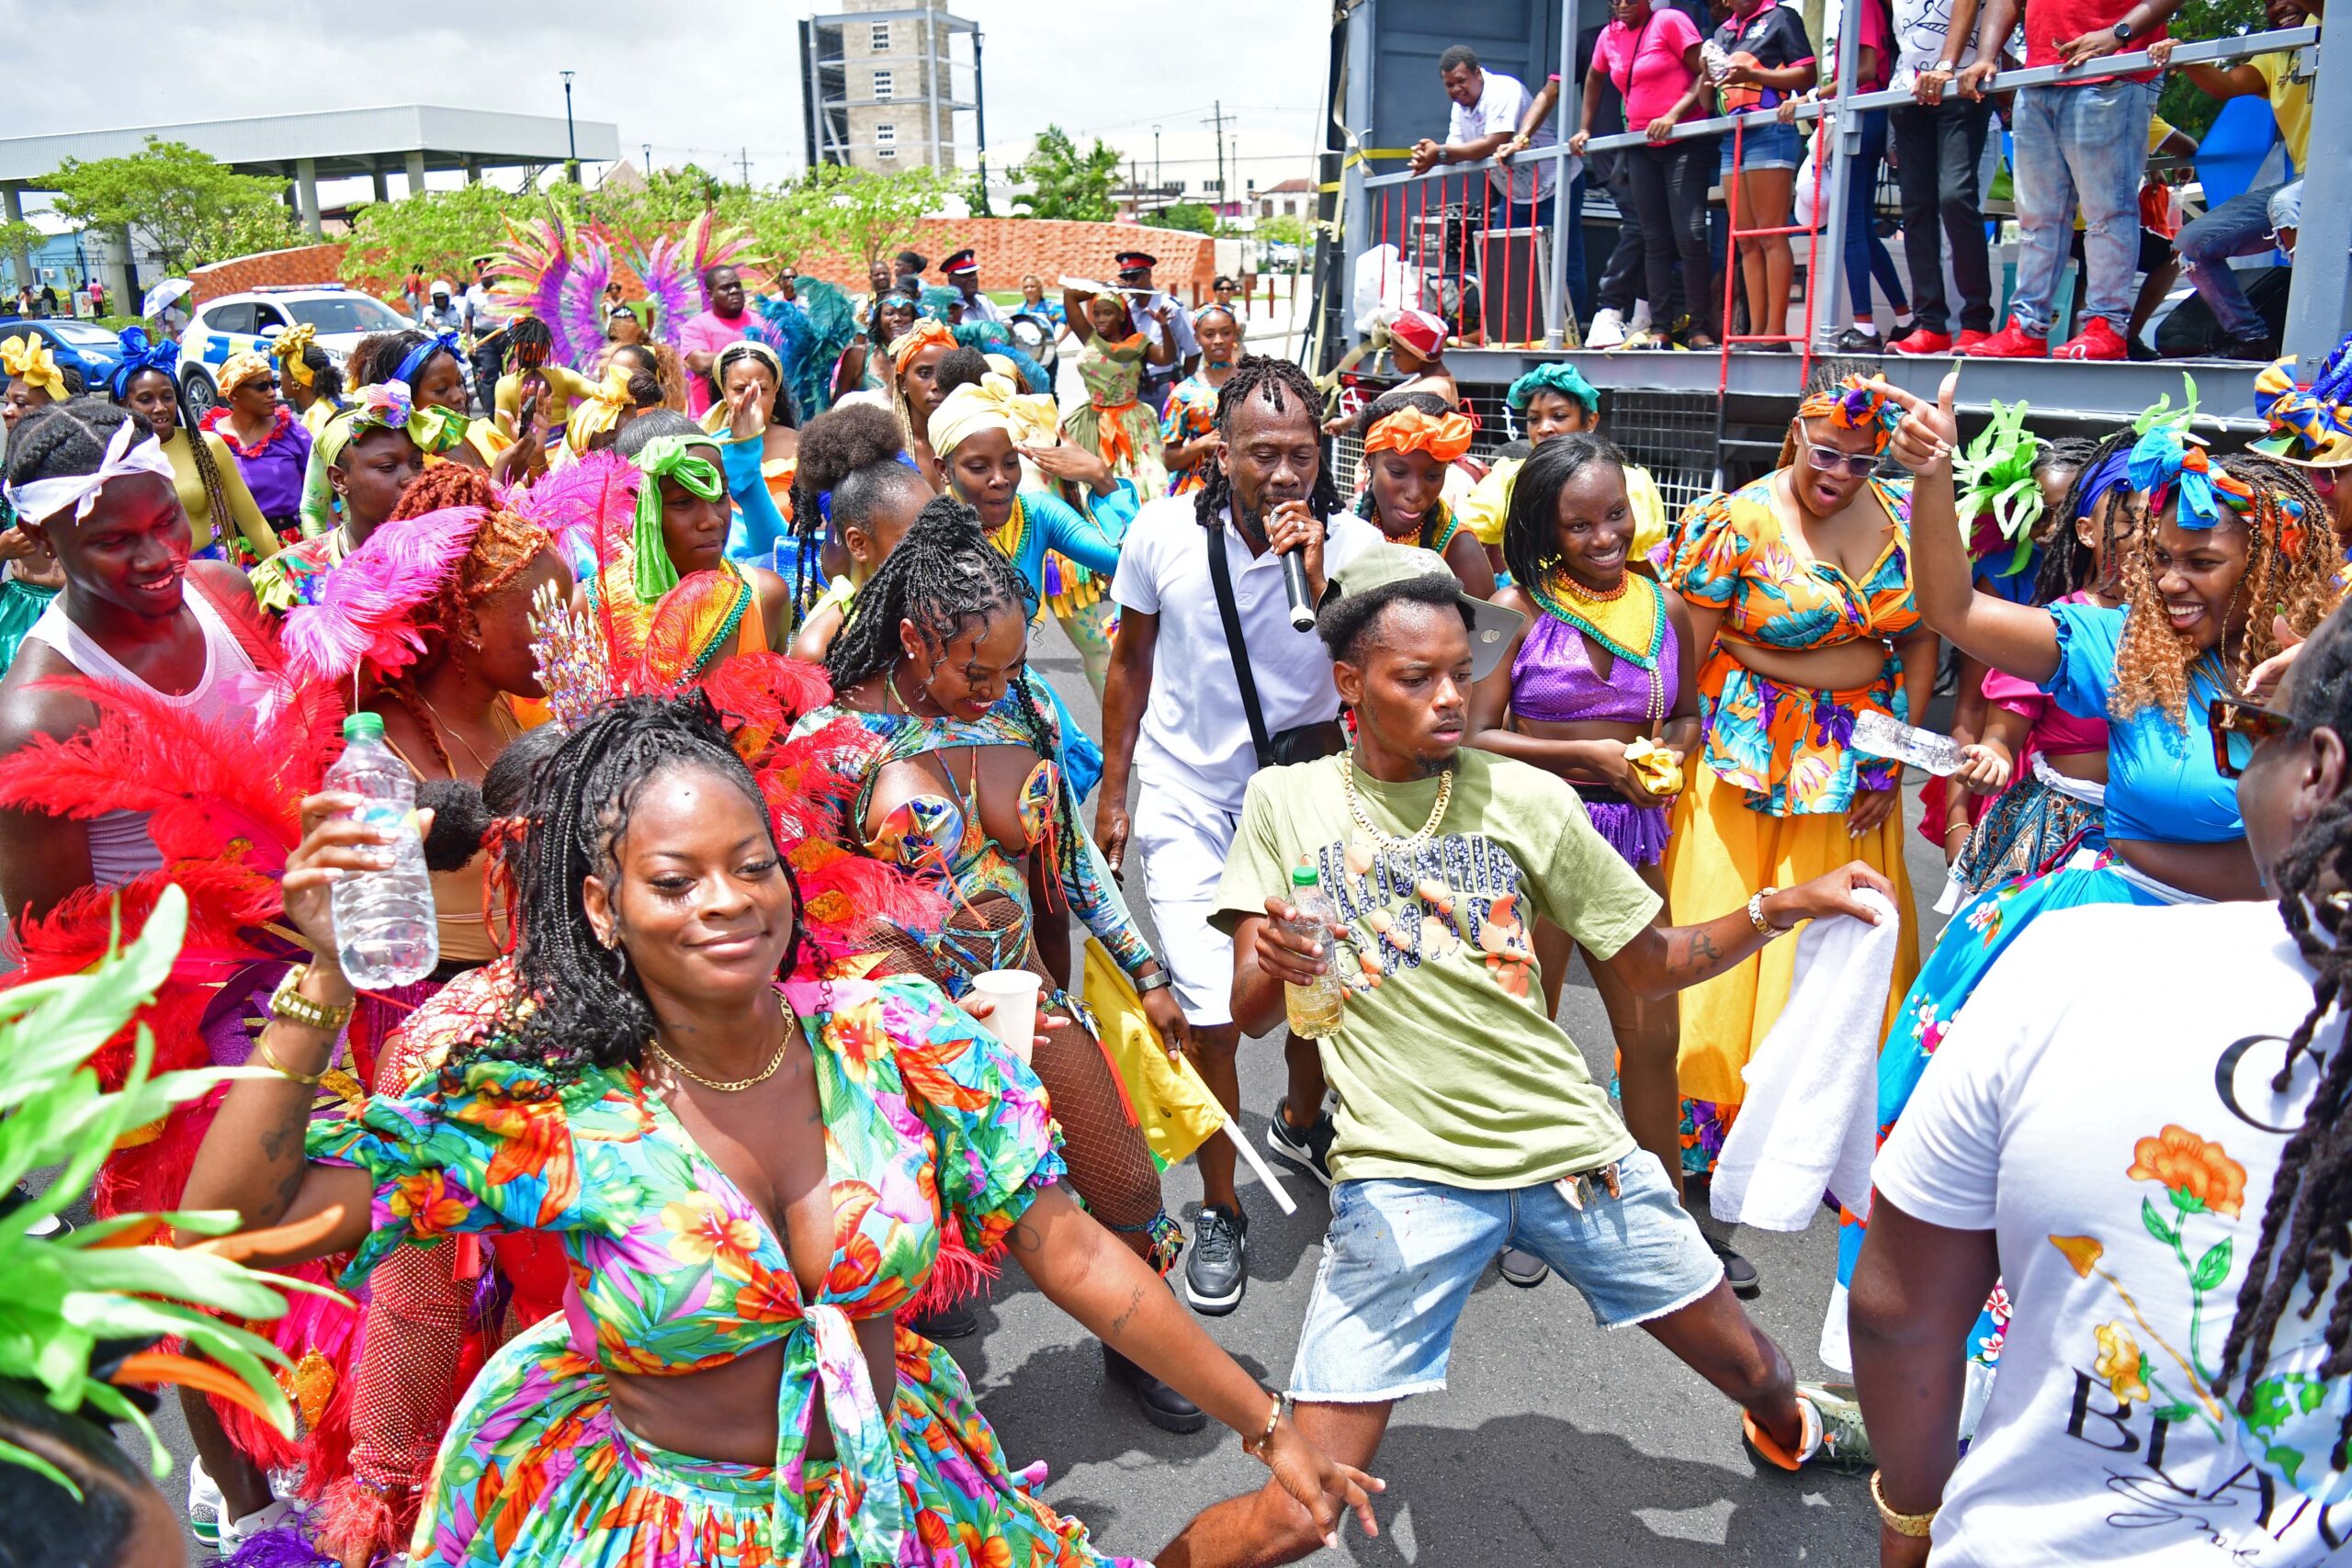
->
[1871, 1471, 1939, 1538]
[268, 964, 355, 1034]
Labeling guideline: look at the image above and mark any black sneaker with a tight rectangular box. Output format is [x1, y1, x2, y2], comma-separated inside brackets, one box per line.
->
[907, 1300, 978, 1340]
[1184, 1203, 1249, 1314]
[1265, 1097, 1335, 1188]
[1102, 1343, 1208, 1433]
[1830, 326, 1883, 354]
[1711, 1233, 1760, 1298]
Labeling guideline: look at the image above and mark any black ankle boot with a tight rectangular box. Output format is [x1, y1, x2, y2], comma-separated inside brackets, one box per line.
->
[1102, 1343, 1208, 1433]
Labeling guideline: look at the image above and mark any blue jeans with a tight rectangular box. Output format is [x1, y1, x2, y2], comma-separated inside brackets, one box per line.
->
[1842, 108, 1908, 320]
[2009, 78, 2155, 334]
[2177, 180, 2288, 344]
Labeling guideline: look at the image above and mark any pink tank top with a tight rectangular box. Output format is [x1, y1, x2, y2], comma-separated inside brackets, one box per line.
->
[1980, 591, 2109, 758]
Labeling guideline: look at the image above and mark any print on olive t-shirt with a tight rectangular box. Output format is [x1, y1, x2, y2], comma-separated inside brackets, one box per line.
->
[1214, 750, 1660, 1190]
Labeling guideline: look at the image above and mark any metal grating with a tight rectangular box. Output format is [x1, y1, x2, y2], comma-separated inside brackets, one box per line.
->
[1596, 391, 1721, 519]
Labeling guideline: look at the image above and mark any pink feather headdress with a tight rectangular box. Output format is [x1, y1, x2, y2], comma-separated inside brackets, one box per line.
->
[281, 505, 488, 684]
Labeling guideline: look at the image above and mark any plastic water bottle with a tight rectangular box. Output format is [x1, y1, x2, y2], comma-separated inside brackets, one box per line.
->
[324, 712, 438, 988]
[1849, 709, 1964, 778]
[1282, 865, 1347, 1040]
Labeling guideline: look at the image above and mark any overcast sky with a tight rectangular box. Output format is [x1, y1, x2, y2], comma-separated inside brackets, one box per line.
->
[0, 0, 1328, 204]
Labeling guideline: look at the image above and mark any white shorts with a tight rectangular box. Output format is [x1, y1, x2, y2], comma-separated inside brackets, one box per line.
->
[1133, 781, 1242, 1028]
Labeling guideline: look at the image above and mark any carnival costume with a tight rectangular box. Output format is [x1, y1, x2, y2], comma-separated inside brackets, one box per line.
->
[1661, 376, 1923, 1176]
[2251, 331, 2352, 470]
[1065, 327, 1168, 496]
[1355, 405, 1476, 556]
[269, 322, 345, 437]
[274, 378, 473, 593]
[1160, 371, 1224, 497]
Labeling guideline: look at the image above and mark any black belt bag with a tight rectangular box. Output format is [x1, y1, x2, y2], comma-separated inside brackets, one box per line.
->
[1206, 522, 1345, 769]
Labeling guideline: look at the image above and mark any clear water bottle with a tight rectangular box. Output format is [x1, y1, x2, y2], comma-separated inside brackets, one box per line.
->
[324, 712, 438, 989]
[1849, 709, 1963, 777]
[1283, 865, 1347, 1040]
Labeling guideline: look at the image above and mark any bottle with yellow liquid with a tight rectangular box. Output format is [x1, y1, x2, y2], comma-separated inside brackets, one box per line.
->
[1283, 864, 1347, 1039]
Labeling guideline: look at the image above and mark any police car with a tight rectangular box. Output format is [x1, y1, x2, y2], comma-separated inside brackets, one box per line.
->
[176, 284, 412, 412]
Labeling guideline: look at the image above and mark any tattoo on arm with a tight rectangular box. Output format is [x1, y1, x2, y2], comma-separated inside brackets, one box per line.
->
[1108, 1280, 1147, 1341]
[1007, 1217, 1044, 1255]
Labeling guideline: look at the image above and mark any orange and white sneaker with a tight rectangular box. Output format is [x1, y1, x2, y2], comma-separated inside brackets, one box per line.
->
[1744, 1382, 1874, 1474]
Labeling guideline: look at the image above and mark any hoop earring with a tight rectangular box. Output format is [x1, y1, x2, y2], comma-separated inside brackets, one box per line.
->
[610, 942, 631, 985]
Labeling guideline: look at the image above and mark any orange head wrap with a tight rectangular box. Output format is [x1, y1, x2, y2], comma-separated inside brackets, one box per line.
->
[889, 319, 956, 376]
[1363, 405, 1476, 465]
[1795, 374, 1903, 452]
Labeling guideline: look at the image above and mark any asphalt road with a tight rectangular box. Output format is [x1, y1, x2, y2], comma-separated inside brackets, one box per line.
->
[154, 615, 1955, 1565]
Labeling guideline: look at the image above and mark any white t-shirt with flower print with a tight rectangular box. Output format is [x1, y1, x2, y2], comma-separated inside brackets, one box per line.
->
[1875, 898, 2350, 1563]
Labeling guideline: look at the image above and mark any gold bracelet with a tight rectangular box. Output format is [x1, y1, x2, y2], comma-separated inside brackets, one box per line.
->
[255, 1034, 326, 1088]
[1239, 1392, 1283, 1459]
[1747, 886, 1780, 934]
[1871, 1471, 1939, 1538]
[269, 964, 355, 1034]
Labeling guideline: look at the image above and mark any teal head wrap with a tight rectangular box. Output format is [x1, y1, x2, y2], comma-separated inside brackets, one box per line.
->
[1507, 361, 1600, 416]
[629, 434, 726, 603]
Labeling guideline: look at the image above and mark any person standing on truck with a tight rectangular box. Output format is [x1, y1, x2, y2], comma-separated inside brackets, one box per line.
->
[1410, 45, 1562, 233]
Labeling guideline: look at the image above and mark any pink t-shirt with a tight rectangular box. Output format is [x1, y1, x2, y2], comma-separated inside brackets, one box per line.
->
[1980, 592, 2110, 761]
[679, 309, 754, 416]
[1592, 5, 1705, 131]
[1830, 0, 1896, 92]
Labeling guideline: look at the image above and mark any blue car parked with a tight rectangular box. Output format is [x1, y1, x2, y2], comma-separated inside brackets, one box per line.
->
[0, 315, 129, 397]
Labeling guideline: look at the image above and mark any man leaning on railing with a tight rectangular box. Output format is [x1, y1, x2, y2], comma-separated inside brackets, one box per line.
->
[1411, 45, 1563, 231]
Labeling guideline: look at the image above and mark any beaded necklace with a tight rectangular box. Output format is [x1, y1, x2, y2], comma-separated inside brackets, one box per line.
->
[1527, 568, 1668, 726]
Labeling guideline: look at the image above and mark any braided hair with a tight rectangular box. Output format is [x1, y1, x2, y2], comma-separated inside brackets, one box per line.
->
[1353, 389, 1460, 549]
[1192, 354, 1340, 534]
[506, 316, 554, 376]
[111, 367, 234, 558]
[823, 499, 1085, 893]
[1502, 433, 1631, 594]
[478, 693, 798, 1076]
[714, 340, 795, 428]
[4, 397, 134, 489]
[2032, 431, 2134, 604]
[2216, 606, 2352, 1472]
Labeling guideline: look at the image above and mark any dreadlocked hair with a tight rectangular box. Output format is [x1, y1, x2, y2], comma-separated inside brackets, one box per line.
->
[506, 317, 554, 375]
[2032, 431, 2134, 604]
[823, 499, 1088, 895]
[1353, 389, 1460, 547]
[4, 397, 133, 489]
[378, 467, 557, 775]
[1193, 355, 1340, 533]
[477, 693, 799, 1076]
[2109, 454, 2341, 726]
[2215, 605, 2352, 1472]
[111, 367, 234, 558]
[790, 402, 914, 611]
[1502, 433, 1630, 593]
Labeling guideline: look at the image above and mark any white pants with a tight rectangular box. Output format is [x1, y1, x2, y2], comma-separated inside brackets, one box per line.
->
[1133, 780, 1243, 1028]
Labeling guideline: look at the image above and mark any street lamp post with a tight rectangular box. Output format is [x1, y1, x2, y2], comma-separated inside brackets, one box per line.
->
[561, 71, 579, 184]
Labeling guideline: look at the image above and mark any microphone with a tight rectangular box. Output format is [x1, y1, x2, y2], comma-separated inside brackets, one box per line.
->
[1280, 549, 1316, 631]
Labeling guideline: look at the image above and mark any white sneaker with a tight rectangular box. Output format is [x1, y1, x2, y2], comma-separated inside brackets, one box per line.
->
[1629, 299, 1655, 334]
[220, 1498, 295, 1549]
[187, 1461, 223, 1554]
[1587, 308, 1627, 349]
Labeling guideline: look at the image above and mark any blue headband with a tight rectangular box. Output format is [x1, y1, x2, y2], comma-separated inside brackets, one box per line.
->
[393, 331, 459, 389]
[108, 326, 179, 400]
[2074, 448, 2135, 524]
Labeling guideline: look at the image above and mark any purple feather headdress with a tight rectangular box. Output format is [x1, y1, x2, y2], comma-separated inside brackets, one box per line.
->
[281, 506, 487, 683]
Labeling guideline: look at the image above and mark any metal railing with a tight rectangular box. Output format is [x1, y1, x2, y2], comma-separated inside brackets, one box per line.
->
[1351, 23, 2324, 376]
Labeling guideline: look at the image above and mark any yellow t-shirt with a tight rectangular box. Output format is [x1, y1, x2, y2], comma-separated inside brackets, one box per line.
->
[2256, 48, 2312, 168]
[493, 365, 596, 437]
[1456, 452, 1668, 561]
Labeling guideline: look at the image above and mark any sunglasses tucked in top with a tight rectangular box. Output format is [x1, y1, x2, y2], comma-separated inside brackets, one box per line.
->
[2208, 693, 2296, 780]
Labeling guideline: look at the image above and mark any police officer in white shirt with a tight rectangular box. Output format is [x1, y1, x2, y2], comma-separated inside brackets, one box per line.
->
[940, 248, 1004, 324]
[1097, 354, 1381, 1320]
[1115, 250, 1198, 416]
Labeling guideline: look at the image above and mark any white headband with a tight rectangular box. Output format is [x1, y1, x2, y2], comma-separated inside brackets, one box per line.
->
[3, 419, 175, 526]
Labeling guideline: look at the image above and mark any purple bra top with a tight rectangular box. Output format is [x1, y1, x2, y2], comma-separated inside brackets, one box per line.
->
[1511, 597, 1679, 726]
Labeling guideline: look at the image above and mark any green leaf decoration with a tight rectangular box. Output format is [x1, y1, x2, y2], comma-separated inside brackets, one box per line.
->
[2153, 1401, 2199, 1425]
[2192, 1237, 2233, 1292]
[2133, 374, 2201, 435]
[1952, 399, 2049, 558]
[0, 885, 330, 1483]
[2143, 1195, 2177, 1247]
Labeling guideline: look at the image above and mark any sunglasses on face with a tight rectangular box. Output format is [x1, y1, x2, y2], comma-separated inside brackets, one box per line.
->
[2208, 693, 2297, 780]
[1798, 422, 1881, 478]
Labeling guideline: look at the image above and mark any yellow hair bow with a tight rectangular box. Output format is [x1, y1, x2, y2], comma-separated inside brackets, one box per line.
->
[1, 334, 66, 400]
[928, 371, 1062, 457]
[569, 360, 639, 455]
[268, 323, 319, 388]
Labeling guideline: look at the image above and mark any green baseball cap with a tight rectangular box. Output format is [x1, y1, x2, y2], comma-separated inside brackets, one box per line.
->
[1329, 542, 1527, 682]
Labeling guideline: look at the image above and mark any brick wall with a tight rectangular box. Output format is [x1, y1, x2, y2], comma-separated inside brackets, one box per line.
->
[189, 218, 1219, 310]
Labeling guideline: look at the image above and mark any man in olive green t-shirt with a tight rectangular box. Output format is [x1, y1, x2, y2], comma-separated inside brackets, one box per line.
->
[1163, 545, 1893, 1566]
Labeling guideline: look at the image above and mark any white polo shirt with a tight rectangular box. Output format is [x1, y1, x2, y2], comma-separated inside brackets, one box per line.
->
[1112, 495, 1383, 813]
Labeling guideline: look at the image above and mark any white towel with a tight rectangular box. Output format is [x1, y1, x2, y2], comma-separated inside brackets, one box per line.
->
[1707, 887, 1901, 1233]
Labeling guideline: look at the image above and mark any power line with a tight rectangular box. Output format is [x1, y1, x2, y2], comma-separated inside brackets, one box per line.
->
[1203, 100, 1236, 207]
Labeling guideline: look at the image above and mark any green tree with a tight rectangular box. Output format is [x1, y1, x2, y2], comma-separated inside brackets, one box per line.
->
[2157, 0, 2270, 137]
[795, 164, 953, 272]
[338, 182, 528, 288]
[1258, 213, 1311, 249]
[1006, 127, 1123, 221]
[1153, 202, 1219, 235]
[40, 137, 299, 275]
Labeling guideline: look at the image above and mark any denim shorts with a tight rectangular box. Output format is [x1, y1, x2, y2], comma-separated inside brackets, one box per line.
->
[1286, 1150, 1724, 1403]
[1720, 119, 1803, 175]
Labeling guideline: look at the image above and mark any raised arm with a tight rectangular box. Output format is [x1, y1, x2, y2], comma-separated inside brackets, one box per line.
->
[1062, 287, 1095, 346]
[1883, 376, 2063, 685]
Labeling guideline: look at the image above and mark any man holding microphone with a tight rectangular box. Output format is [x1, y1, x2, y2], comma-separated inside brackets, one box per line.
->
[1097, 355, 1384, 1318]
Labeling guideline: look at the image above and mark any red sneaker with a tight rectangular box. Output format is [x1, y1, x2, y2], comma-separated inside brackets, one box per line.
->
[1955, 329, 1993, 352]
[2052, 318, 2129, 361]
[1960, 319, 2049, 358]
[1890, 328, 1953, 355]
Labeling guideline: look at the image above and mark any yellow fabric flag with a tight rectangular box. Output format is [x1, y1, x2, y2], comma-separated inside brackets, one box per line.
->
[1082, 937, 1226, 1168]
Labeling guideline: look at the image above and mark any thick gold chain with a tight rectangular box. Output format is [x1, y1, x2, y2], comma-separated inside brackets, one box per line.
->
[649, 1025, 791, 1094]
[1340, 752, 1453, 849]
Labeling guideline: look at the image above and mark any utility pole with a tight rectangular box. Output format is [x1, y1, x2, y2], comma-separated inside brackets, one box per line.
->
[641, 141, 651, 172]
[1203, 100, 1235, 220]
[1128, 156, 1138, 220]
[740, 146, 752, 188]
[1154, 125, 1161, 194]
[561, 71, 579, 183]
[973, 28, 991, 216]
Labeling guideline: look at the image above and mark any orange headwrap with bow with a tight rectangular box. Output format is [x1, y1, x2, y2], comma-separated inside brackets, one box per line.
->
[1363, 405, 1476, 465]
[889, 318, 956, 376]
[1796, 374, 1903, 451]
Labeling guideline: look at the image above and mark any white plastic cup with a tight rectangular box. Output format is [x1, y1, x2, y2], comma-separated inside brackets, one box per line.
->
[967, 969, 1043, 1064]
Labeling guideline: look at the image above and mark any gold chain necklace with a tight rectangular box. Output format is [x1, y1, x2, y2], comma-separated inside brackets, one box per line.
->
[1340, 752, 1453, 849]
[649, 1023, 791, 1094]
[416, 691, 517, 775]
